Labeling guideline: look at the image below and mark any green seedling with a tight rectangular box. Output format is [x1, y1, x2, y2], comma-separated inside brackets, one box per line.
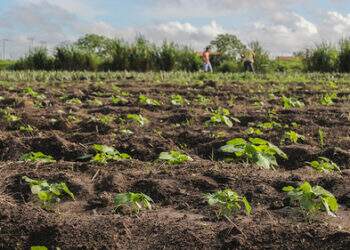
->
[206, 107, 240, 128]
[120, 128, 134, 135]
[282, 96, 305, 109]
[111, 95, 128, 105]
[318, 128, 325, 148]
[95, 114, 114, 125]
[306, 157, 340, 173]
[22, 176, 75, 209]
[21, 152, 56, 163]
[205, 189, 252, 219]
[66, 98, 82, 105]
[244, 127, 263, 136]
[195, 94, 212, 105]
[19, 124, 35, 133]
[220, 138, 288, 170]
[320, 93, 337, 106]
[88, 98, 103, 106]
[139, 95, 160, 106]
[159, 151, 193, 165]
[91, 144, 130, 164]
[114, 192, 153, 214]
[282, 131, 305, 144]
[31, 246, 48, 250]
[0, 109, 20, 123]
[126, 114, 148, 126]
[283, 181, 339, 217]
[23, 87, 46, 100]
[170, 94, 188, 106]
[256, 121, 282, 131]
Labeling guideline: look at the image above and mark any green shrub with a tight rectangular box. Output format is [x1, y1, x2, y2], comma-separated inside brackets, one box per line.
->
[339, 38, 350, 72]
[218, 60, 241, 73]
[303, 43, 339, 72]
[13, 48, 54, 70]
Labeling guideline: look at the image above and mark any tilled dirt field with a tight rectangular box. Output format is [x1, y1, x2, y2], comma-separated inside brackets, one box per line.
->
[0, 80, 349, 249]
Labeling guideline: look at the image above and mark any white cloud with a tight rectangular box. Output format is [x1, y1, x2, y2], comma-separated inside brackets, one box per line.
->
[2, 1, 350, 58]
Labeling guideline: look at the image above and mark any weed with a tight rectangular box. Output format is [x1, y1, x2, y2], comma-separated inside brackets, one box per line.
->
[23, 87, 46, 100]
[19, 124, 35, 133]
[111, 95, 128, 105]
[320, 93, 337, 106]
[170, 94, 188, 106]
[318, 128, 326, 148]
[195, 94, 212, 105]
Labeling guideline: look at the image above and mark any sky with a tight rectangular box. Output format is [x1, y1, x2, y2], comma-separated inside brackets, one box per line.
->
[1, 0, 350, 59]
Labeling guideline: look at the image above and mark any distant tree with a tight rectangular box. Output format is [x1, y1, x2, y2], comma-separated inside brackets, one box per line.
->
[248, 41, 271, 72]
[75, 34, 113, 57]
[210, 34, 245, 59]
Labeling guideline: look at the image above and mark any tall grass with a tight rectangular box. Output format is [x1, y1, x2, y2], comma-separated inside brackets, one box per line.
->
[339, 38, 350, 73]
[303, 42, 339, 72]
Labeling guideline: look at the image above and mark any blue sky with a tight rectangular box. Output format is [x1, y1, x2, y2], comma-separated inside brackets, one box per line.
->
[1, 0, 350, 58]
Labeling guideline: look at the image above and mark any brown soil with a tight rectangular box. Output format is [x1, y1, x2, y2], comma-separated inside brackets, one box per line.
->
[0, 80, 349, 249]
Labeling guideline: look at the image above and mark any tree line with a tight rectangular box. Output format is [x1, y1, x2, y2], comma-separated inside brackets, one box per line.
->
[7, 34, 350, 73]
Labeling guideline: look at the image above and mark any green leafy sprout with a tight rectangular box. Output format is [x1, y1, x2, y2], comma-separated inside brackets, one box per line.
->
[282, 96, 305, 109]
[205, 189, 252, 219]
[283, 181, 339, 217]
[91, 144, 131, 164]
[126, 114, 148, 126]
[306, 157, 341, 173]
[320, 93, 337, 106]
[139, 95, 160, 106]
[114, 192, 153, 214]
[22, 176, 75, 209]
[21, 152, 56, 163]
[111, 95, 128, 105]
[282, 130, 305, 144]
[159, 150, 193, 165]
[206, 107, 240, 128]
[220, 138, 288, 170]
[23, 87, 46, 100]
[170, 94, 188, 106]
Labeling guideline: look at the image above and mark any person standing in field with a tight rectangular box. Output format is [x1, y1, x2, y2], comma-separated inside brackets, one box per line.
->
[241, 48, 256, 73]
[202, 46, 213, 72]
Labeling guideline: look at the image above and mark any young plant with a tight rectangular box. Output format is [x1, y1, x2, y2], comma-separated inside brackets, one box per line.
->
[19, 124, 35, 133]
[318, 128, 326, 148]
[320, 93, 337, 106]
[206, 107, 240, 128]
[220, 138, 288, 170]
[91, 144, 130, 164]
[159, 151, 193, 165]
[281, 130, 305, 144]
[20, 152, 56, 163]
[306, 157, 341, 173]
[282, 96, 305, 109]
[283, 181, 339, 217]
[95, 114, 114, 125]
[0, 109, 21, 123]
[195, 94, 212, 105]
[139, 95, 160, 106]
[114, 192, 153, 214]
[88, 98, 103, 107]
[22, 176, 75, 209]
[111, 95, 128, 105]
[126, 114, 148, 126]
[244, 127, 263, 136]
[66, 98, 82, 105]
[170, 94, 188, 106]
[205, 189, 252, 219]
[23, 87, 46, 100]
